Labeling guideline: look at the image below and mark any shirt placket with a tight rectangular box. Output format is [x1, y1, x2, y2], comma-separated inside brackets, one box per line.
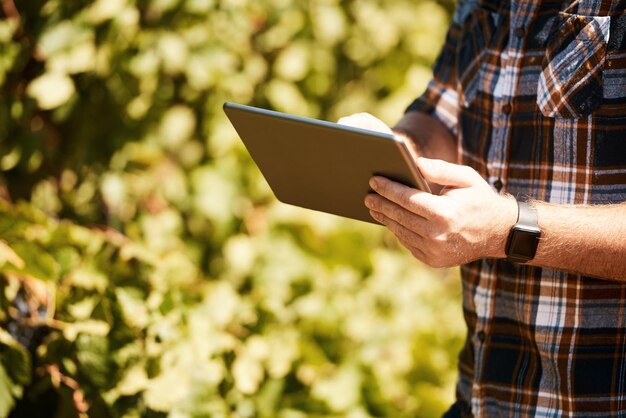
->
[471, 0, 538, 415]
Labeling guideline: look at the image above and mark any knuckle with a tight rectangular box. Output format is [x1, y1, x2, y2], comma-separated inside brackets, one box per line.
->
[464, 165, 479, 177]
[434, 206, 453, 223]
[379, 182, 391, 198]
[425, 225, 444, 242]
[429, 209, 444, 223]
[397, 226, 417, 247]
[463, 165, 481, 183]
[432, 230, 449, 244]
[407, 193, 420, 208]
[394, 225, 410, 243]
[367, 197, 379, 212]
[402, 190, 420, 211]
[397, 208, 413, 229]
[438, 205, 453, 221]
[441, 164, 452, 179]
[432, 162, 452, 181]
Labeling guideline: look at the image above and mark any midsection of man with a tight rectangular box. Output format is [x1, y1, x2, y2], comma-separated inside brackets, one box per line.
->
[403, 0, 626, 416]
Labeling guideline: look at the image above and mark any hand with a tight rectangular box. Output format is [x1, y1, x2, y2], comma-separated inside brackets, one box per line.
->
[364, 158, 518, 267]
[337, 113, 394, 135]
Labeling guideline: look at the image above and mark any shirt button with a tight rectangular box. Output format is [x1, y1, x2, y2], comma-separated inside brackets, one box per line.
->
[502, 103, 512, 114]
[514, 25, 526, 38]
[493, 178, 503, 191]
[477, 330, 486, 342]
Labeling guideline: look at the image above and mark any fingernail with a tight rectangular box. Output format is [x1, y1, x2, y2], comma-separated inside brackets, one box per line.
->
[369, 210, 381, 222]
[369, 177, 378, 189]
[364, 196, 374, 208]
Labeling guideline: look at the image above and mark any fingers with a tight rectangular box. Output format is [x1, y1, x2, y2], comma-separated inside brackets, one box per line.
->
[366, 163, 497, 268]
[369, 208, 453, 268]
[365, 193, 429, 233]
[336, 113, 393, 135]
[417, 157, 483, 188]
[369, 176, 439, 219]
[368, 209, 428, 259]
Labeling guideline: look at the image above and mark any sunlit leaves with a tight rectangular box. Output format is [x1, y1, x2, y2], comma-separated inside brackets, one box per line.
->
[0, 242, 24, 270]
[0, 328, 31, 386]
[312, 363, 362, 412]
[26, 72, 76, 110]
[0, 0, 461, 417]
[37, 21, 92, 59]
[158, 105, 196, 149]
[0, 364, 20, 418]
[265, 79, 314, 116]
[85, 0, 129, 24]
[0, 324, 30, 417]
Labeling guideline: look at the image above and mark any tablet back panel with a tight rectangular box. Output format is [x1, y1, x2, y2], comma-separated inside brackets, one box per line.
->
[224, 102, 425, 224]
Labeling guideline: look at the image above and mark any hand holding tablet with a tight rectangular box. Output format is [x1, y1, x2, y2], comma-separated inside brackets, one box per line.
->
[223, 102, 429, 224]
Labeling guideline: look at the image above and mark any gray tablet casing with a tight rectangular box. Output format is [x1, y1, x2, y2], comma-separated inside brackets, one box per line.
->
[223, 102, 430, 224]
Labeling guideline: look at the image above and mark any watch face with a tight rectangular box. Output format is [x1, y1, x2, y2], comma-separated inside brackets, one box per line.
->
[507, 227, 540, 259]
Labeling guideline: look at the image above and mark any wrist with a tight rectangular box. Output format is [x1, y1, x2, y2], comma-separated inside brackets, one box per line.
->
[486, 194, 518, 259]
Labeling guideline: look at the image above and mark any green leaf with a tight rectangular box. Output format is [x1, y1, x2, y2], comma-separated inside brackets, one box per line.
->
[66, 265, 108, 291]
[0, 328, 31, 386]
[115, 287, 149, 329]
[144, 367, 191, 412]
[63, 320, 110, 342]
[0, 240, 24, 270]
[0, 362, 17, 418]
[7, 242, 60, 281]
[75, 334, 112, 388]
[115, 364, 148, 396]
[37, 20, 92, 58]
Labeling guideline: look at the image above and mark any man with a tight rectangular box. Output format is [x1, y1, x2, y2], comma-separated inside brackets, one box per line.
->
[339, 0, 626, 416]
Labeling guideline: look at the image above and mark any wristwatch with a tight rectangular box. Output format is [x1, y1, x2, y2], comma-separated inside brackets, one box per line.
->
[505, 200, 541, 263]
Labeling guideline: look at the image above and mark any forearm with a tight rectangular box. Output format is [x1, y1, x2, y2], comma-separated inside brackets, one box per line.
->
[393, 111, 457, 164]
[366, 153, 626, 280]
[532, 202, 626, 280]
[489, 201, 626, 280]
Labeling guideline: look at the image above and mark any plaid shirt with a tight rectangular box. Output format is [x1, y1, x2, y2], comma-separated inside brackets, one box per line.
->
[408, 0, 626, 416]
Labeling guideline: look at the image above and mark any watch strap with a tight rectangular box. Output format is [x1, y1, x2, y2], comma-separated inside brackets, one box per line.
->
[517, 201, 538, 229]
[505, 200, 541, 263]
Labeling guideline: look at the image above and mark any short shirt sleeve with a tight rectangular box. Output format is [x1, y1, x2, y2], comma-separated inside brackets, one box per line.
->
[405, 0, 479, 137]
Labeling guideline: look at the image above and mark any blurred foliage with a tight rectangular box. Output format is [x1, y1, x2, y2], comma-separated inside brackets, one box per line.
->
[0, 0, 463, 417]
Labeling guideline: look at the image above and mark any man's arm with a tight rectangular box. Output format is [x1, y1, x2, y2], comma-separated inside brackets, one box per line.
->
[337, 111, 457, 163]
[364, 157, 626, 281]
[525, 202, 626, 279]
[392, 111, 457, 164]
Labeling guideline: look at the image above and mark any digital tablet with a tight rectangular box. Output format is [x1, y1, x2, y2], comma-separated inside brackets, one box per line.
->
[223, 102, 430, 224]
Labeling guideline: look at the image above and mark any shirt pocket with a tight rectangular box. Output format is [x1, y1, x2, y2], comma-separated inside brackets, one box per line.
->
[537, 12, 611, 119]
[457, 7, 503, 107]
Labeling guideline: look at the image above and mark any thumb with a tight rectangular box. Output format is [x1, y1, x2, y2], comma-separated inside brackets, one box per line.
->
[417, 157, 481, 188]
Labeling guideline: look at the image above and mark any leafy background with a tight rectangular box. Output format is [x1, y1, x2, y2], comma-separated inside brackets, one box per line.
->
[0, 0, 464, 417]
